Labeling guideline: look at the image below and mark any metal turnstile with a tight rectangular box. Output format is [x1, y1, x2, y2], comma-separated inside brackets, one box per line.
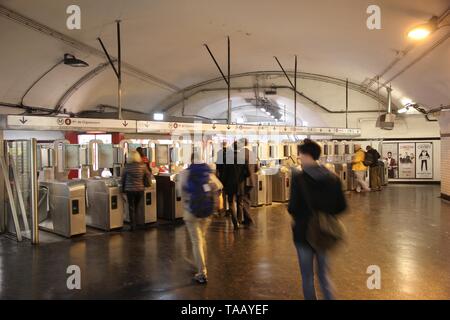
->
[272, 169, 291, 202]
[250, 173, 266, 207]
[38, 180, 86, 237]
[124, 184, 157, 225]
[261, 168, 276, 205]
[334, 163, 348, 191]
[84, 178, 124, 231]
[346, 164, 355, 191]
[155, 174, 183, 220]
[264, 174, 273, 205]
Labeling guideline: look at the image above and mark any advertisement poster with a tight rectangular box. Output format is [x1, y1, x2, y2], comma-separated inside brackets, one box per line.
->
[415, 142, 433, 179]
[382, 143, 399, 179]
[398, 143, 416, 179]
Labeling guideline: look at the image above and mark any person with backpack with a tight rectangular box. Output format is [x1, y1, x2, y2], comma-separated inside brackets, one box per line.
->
[288, 139, 347, 300]
[352, 144, 370, 193]
[178, 151, 223, 284]
[365, 146, 382, 191]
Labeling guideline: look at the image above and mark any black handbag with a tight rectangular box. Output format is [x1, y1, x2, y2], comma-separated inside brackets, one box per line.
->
[300, 174, 346, 252]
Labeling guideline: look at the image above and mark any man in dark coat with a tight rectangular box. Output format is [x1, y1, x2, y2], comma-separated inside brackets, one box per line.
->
[366, 146, 382, 191]
[222, 142, 242, 229]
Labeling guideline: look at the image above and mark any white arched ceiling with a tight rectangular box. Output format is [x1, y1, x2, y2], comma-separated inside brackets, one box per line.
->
[0, 0, 449, 118]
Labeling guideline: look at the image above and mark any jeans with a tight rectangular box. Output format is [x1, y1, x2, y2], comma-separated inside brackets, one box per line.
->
[295, 243, 334, 300]
[354, 170, 370, 192]
[237, 187, 254, 224]
[126, 191, 142, 230]
[184, 211, 211, 276]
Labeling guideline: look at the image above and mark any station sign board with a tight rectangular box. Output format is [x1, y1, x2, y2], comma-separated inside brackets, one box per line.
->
[6, 115, 361, 137]
[7, 115, 137, 132]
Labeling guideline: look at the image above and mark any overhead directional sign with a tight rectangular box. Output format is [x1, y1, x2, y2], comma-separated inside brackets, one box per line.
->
[7, 115, 137, 132]
[6, 115, 361, 137]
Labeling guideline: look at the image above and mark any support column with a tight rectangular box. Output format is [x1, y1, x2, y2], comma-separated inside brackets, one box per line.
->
[439, 111, 450, 201]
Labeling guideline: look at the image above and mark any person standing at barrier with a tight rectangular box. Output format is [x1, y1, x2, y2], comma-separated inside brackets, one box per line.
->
[223, 142, 242, 230]
[237, 138, 259, 226]
[121, 150, 152, 231]
[178, 152, 223, 284]
[365, 146, 382, 191]
[288, 139, 347, 300]
[352, 144, 370, 193]
[136, 147, 150, 171]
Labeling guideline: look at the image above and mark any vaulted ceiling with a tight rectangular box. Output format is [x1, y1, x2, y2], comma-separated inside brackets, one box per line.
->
[0, 0, 448, 123]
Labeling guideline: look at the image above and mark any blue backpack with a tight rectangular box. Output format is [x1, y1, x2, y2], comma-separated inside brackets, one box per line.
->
[185, 164, 217, 218]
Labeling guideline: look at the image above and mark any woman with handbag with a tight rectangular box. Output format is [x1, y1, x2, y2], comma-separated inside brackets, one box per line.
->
[288, 139, 347, 300]
[121, 150, 153, 231]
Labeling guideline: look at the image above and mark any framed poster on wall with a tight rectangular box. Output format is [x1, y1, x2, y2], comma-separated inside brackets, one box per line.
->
[398, 142, 416, 179]
[382, 143, 399, 179]
[415, 142, 433, 179]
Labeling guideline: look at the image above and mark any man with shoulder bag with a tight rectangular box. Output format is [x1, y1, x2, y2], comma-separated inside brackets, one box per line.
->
[288, 139, 347, 300]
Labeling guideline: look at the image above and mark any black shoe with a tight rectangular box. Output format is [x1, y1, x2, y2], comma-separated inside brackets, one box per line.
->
[193, 273, 208, 284]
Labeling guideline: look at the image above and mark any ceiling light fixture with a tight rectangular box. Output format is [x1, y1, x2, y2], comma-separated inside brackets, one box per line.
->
[407, 16, 440, 40]
[64, 53, 89, 67]
[153, 113, 164, 121]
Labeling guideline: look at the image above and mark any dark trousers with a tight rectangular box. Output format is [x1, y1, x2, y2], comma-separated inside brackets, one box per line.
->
[126, 191, 142, 230]
[226, 193, 239, 228]
[238, 187, 254, 225]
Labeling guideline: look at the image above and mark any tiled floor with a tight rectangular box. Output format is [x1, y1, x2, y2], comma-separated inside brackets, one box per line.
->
[1, 184, 449, 299]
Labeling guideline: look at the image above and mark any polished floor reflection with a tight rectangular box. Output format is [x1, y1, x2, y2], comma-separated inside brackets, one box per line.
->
[0, 184, 449, 299]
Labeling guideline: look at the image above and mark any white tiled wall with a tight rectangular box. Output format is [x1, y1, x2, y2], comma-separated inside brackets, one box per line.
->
[441, 136, 450, 197]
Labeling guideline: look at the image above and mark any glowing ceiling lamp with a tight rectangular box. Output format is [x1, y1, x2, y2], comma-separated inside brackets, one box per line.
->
[407, 16, 438, 40]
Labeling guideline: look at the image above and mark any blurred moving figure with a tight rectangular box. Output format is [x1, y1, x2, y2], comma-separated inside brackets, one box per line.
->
[365, 146, 382, 191]
[352, 144, 370, 193]
[288, 139, 347, 300]
[237, 138, 259, 226]
[178, 152, 223, 284]
[222, 142, 242, 230]
[121, 150, 152, 231]
[136, 147, 150, 170]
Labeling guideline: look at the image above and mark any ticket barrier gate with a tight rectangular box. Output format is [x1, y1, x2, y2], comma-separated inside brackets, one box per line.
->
[261, 168, 276, 205]
[250, 173, 266, 207]
[84, 178, 124, 231]
[272, 169, 291, 202]
[38, 180, 86, 237]
[334, 163, 348, 191]
[155, 174, 183, 221]
[124, 183, 157, 225]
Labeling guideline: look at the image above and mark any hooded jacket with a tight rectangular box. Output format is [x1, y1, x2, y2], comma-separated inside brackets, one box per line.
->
[288, 165, 347, 245]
